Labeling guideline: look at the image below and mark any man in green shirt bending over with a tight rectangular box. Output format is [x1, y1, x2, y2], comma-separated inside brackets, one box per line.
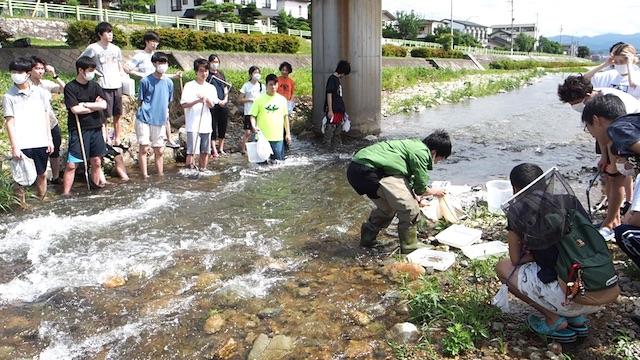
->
[347, 130, 452, 253]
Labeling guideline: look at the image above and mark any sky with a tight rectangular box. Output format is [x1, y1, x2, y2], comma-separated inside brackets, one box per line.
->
[382, 0, 640, 37]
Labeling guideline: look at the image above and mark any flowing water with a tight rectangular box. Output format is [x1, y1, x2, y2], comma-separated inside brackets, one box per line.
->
[0, 74, 598, 359]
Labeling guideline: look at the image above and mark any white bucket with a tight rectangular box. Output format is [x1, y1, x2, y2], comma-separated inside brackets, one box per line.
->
[486, 180, 513, 214]
[246, 142, 268, 163]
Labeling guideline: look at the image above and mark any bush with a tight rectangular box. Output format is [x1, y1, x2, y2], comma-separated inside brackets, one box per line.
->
[66, 20, 129, 48]
[0, 27, 13, 47]
[129, 28, 300, 53]
[489, 59, 589, 70]
[382, 44, 407, 57]
[410, 47, 464, 59]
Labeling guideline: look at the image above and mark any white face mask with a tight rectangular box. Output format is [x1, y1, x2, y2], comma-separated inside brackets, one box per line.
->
[616, 162, 635, 176]
[252, 73, 261, 81]
[84, 71, 96, 81]
[615, 64, 628, 76]
[11, 72, 29, 85]
[156, 64, 168, 74]
[210, 63, 219, 71]
[571, 102, 585, 113]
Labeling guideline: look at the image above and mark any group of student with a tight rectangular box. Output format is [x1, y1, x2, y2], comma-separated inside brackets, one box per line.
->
[4, 21, 353, 203]
[347, 41, 640, 343]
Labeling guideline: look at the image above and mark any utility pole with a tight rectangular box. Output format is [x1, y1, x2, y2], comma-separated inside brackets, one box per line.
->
[559, 24, 563, 51]
[509, 0, 514, 54]
[534, 12, 539, 52]
[450, 0, 454, 51]
[97, 0, 103, 21]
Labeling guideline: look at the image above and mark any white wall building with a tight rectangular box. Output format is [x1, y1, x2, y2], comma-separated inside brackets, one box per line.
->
[441, 19, 489, 46]
[153, 0, 308, 20]
[277, 0, 309, 19]
[489, 23, 537, 39]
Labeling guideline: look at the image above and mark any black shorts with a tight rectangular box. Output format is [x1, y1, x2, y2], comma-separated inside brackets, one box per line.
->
[103, 87, 123, 118]
[595, 140, 601, 155]
[50, 124, 62, 158]
[211, 105, 228, 139]
[67, 127, 106, 163]
[243, 115, 253, 130]
[22, 147, 49, 176]
[347, 161, 385, 199]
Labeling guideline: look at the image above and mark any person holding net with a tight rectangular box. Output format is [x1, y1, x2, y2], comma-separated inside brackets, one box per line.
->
[496, 163, 619, 343]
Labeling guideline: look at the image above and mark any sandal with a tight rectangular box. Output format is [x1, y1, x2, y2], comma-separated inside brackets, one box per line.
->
[566, 315, 589, 337]
[527, 314, 577, 343]
[113, 143, 130, 151]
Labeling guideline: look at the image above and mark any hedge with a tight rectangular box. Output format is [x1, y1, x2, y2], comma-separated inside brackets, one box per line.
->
[66, 20, 128, 48]
[410, 47, 465, 59]
[489, 59, 591, 70]
[382, 44, 407, 57]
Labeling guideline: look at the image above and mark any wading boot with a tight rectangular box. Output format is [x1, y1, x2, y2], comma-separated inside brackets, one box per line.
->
[399, 226, 427, 254]
[360, 222, 380, 247]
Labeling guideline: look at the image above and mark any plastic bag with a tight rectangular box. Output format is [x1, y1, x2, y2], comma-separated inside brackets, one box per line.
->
[121, 75, 135, 97]
[321, 116, 328, 134]
[255, 131, 273, 160]
[10, 156, 37, 186]
[342, 113, 351, 133]
[491, 284, 510, 312]
[439, 195, 464, 223]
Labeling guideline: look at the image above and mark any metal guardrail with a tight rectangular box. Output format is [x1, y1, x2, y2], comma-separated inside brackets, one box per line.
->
[0, 0, 278, 34]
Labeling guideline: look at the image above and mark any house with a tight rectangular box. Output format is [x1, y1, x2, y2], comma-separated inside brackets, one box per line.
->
[487, 29, 513, 49]
[277, 0, 310, 19]
[416, 19, 446, 39]
[489, 23, 536, 39]
[440, 19, 488, 45]
[382, 10, 396, 28]
[152, 0, 309, 21]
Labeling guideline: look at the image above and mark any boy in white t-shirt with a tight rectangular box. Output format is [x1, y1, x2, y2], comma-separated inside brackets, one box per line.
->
[180, 59, 220, 171]
[238, 66, 264, 154]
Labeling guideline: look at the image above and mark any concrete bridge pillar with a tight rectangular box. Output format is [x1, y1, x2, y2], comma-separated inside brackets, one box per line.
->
[311, 0, 382, 137]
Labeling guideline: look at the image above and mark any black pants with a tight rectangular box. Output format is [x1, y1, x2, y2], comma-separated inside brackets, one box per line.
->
[346, 161, 384, 199]
[615, 224, 640, 268]
[211, 105, 228, 140]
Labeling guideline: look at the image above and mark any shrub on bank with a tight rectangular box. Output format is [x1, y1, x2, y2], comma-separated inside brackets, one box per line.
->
[382, 44, 407, 57]
[410, 47, 465, 59]
[489, 59, 591, 70]
[66, 20, 129, 48]
[128, 28, 300, 53]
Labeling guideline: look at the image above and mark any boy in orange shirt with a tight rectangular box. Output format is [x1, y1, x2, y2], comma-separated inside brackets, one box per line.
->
[277, 61, 295, 113]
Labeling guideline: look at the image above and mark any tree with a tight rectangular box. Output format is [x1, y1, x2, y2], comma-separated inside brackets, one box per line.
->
[514, 33, 535, 53]
[196, 2, 240, 23]
[239, 3, 261, 25]
[118, 0, 154, 12]
[425, 27, 481, 49]
[382, 24, 400, 39]
[577, 45, 591, 58]
[538, 36, 563, 54]
[395, 10, 421, 40]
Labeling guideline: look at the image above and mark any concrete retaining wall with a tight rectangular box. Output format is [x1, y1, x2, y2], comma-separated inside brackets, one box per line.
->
[0, 17, 68, 42]
[428, 58, 481, 71]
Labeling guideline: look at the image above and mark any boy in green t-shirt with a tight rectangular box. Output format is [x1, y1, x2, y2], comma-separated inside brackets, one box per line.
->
[249, 74, 291, 161]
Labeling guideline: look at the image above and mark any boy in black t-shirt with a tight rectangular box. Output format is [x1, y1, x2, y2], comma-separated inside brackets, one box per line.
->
[62, 56, 108, 195]
[323, 60, 350, 149]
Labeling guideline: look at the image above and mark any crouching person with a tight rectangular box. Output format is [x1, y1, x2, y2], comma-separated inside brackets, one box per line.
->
[496, 163, 620, 343]
[346, 130, 451, 253]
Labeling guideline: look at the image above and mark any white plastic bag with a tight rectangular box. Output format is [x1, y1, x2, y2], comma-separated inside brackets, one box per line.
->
[255, 131, 273, 160]
[439, 195, 464, 223]
[321, 116, 328, 134]
[342, 113, 351, 132]
[10, 156, 37, 186]
[491, 284, 510, 312]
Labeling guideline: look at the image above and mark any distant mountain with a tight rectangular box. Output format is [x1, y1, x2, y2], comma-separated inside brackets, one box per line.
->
[548, 33, 640, 54]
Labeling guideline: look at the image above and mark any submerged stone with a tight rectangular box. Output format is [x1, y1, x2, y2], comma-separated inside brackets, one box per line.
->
[247, 334, 294, 360]
[204, 314, 225, 334]
[103, 275, 126, 288]
[387, 322, 420, 345]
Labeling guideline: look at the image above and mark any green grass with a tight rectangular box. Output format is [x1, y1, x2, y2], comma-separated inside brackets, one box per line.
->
[296, 38, 311, 55]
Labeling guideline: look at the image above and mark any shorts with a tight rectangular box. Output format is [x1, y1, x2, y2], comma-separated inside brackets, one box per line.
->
[21, 147, 48, 176]
[50, 124, 62, 158]
[186, 132, 211, 155]
[135, 120, 166, 147]
[347, 161, 385, 199]
[67, 127, 106, 163]
[211, 105, 228, 139]
[517, 262, 601, 317]
[103, 87, 123, 118]
[243, 115, 253, 130]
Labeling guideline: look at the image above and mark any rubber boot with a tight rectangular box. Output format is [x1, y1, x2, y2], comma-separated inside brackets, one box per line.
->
[399, 226, 426, 254]
[360, 222, 380, 247]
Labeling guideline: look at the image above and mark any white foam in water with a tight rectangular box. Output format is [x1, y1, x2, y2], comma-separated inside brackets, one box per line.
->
[215, 270, 287, 298]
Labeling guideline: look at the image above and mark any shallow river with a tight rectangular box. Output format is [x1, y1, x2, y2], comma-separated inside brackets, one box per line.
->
[0, 74, 597, 359]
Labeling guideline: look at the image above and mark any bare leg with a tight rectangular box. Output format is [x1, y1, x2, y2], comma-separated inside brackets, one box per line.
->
[90, 157, 102, 187]
[199, 153, 208, 170]
[186, 154, 193, 168]
[624, 175, 633, 203]
[50, 158, 61, 181]
[62, 163, 77, 195]
[114, 156, 129, 181]
[604, 174, 625, 229]
[15, 186, 26, 207]
[139, 144, 149, 178]
[35, 174, 47, 199]
[165, 119, 172, 141]
[153, 147, 164, 176]
[113, 115, 122, 145]
[219, 138, 225, 154]
[241, 130, 251, 154]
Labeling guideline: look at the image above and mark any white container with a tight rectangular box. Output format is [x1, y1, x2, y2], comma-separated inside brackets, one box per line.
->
[435, 224, 482, 249]
[246, 142, 269, 163]
[121, 76, 135, 96]
[486, 180, 513, 214]
[406, 248, 456, 271]
[461, 241, 508, 260]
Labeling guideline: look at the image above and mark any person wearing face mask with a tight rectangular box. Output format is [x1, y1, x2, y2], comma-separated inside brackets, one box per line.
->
[28, 56, 66, 185]
[135, 52, 174, 178]
[206, 54, 230, 157]
[584, 43, 640, 99]
[239, 66, 265, 155]
[3, 57, 54, 206]
[324, 60, 351, 149]
[62, 56, 108, 195]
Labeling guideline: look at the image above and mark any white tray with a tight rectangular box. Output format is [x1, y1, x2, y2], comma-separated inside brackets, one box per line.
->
[435, 224, 482, 249]
[461, 241, 508, 260]
[406, 248, 456, 271]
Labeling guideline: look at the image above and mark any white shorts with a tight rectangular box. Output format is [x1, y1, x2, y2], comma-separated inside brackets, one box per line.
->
[517, 262, 602, 318]
[135, 121, 166, 147]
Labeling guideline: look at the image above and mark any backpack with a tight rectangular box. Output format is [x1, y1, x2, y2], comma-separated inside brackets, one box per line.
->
[554, 210, 618, 291]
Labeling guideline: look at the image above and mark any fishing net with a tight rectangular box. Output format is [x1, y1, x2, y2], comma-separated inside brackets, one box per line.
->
[501, 168, 587, 250]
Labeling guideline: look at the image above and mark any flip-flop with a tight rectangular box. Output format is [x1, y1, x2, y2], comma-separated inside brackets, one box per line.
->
[527, 314, 577, 343]
[567, 315, 589, 337]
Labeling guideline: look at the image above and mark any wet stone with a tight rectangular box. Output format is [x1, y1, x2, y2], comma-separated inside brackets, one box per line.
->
[296, 287, 311, 297]
[257, 307, 282, 320]
[195, 273, 222, 291]
[529, 352, 543, 360]
[387, 322, 420, 345]
[207, 338, 238, 360]
[349, 310, 371, 326]
[0, 346, 14, 358]
[247, 334, 294, 360]
[103, 275, 127, 288]
[204, 314, 226, 334]
[344, 340, 372, 359]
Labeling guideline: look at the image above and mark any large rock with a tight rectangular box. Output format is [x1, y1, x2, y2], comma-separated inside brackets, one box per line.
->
[247, 334, 294, 360]
[387, 322, 420, 345]
[206, 338, 238, 360]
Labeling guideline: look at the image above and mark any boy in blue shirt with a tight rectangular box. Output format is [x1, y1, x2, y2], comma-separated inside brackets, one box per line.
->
[135, 52, 173, 178]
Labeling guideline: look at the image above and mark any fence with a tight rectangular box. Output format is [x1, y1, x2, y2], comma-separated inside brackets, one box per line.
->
[0, 0, 278, 34]
[288, 29, 311, 38]
[382, 38, 442, 49]
[453, 45, 579, 59]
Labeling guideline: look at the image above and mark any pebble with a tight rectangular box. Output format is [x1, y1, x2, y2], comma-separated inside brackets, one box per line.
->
[545, 350, 559, 360]
[349, 310, 371, 326]
[103, 275, 127, 288]
[203, 314, 225, 334]
[547, 342, 562, 355]
[529, 351, 543, 360]
[207, 338, 237, 360]
[387, 322, 420, 345]
[257, 307, 282, 320]
[297, 287, 311, 297]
